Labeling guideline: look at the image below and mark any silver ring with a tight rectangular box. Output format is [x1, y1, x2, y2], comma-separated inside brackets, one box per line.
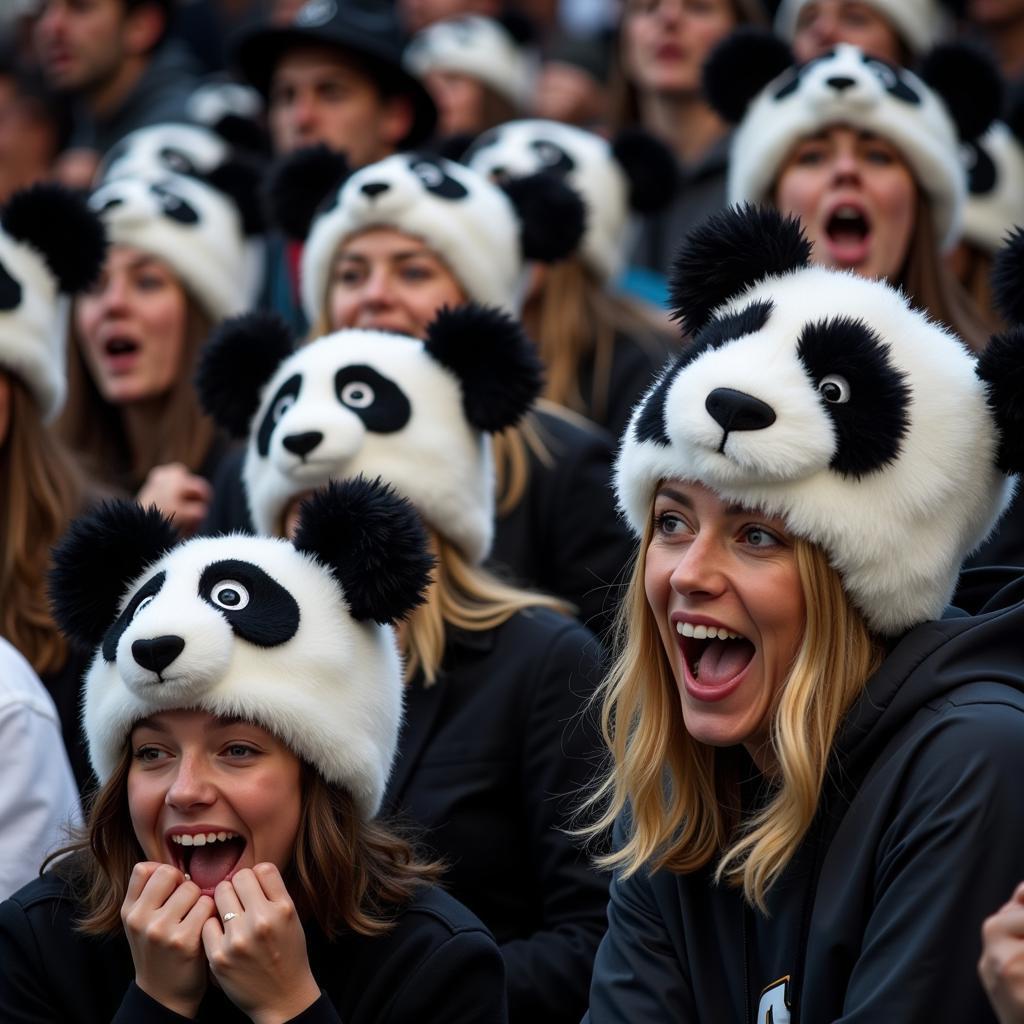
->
[222, 912, 238, 923]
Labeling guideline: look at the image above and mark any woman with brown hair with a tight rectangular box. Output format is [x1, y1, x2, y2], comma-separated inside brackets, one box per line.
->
[0, 478, 507, 1022]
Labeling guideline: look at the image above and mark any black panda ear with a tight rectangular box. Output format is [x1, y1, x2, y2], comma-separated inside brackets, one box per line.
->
[2, 183, 107, 292]
[435, 131, 479, 162]
[423, 303, 544, 431]
[1005, 83, 1024, 145]
[611, 128, 676, 213]
[264, 144, 350, 240]
[204, 152, 270, 235]
[48, 501, 178, 648]
[976, 328, 1024, 474]
[991, 225, 1024, 326]
[293, 477, 435, 624]
[501, 172, 586, 262]
[703, 28, 793, 124]
[919, 43, 1003, 142]
[196, 311, 296, 438]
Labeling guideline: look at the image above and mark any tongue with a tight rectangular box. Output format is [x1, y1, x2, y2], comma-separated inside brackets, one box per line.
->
[698, 638, 755, 687]
[188, 841, 243, 890]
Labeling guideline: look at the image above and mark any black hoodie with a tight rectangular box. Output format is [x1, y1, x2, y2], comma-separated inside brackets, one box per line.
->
[585, 570, 1024, 1023]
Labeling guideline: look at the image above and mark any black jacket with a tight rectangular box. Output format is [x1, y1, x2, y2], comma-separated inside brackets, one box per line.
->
[382, 608, 610, 1024]
[0, 868, 506, 1023]
[585, 572, 1024, 1023]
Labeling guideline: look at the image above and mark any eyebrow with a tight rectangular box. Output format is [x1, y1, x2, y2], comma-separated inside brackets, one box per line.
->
[654, 486, 748, 517]
[337, 249, 435, 264]
[131, 714, 251, 735]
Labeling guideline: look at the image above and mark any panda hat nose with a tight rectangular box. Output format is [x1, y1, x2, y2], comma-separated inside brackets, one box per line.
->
[826, 76, 857, 92]
[283, 431, 324, 458]
[705, 388, 777, 433]
[360, 182, 389, 199]
[132, 635, 185, 674]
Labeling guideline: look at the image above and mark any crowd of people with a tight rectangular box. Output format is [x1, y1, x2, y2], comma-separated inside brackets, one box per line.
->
[2, 0, 1024, 1021]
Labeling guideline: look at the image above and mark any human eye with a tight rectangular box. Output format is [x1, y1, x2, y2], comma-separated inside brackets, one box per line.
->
[654, 509, 690, 539]
[133, 744, 168, 764]
[864, 145, 896, 166]
[740, 524, 782, 549]
[332, 263, 365, 287]
[135, 273, 166, 291]
[400, 262, 434, 283]
[793, 143, 827, 166]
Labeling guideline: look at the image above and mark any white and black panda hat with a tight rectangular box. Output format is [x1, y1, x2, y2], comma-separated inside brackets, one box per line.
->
[197, 304, 543, 561]
[704, 32, 1003, 250]
[89, 172, 250, 323]
[617, 205, 1024, 636]
[463, 119, 676, 282]
[265, 146, 585, 319]
[0, 184, 106, 420]
[49, 477, 434, 817]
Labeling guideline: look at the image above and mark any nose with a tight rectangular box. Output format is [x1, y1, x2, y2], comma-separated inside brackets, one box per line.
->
[165, 750, 216, 810]
[705, 388, 776, 433]
[132, 635, 185, 674]
[282, 431, 323, 458]
[826, 76, 857, 92]
[668, 531, 728, 599]
[360, 182, 389, 199]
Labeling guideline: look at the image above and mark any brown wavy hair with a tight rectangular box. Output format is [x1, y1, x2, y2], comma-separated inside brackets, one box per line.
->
[0, 375, 84, 675]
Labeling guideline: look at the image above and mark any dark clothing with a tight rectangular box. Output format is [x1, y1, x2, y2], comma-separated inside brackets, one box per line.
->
[0, 868, 507, 1023]
[965, 485, 1024, 570]
[39, 645, 94, 797]
[383, 608, 610, 1024]
[585, 572, 1024, 1023]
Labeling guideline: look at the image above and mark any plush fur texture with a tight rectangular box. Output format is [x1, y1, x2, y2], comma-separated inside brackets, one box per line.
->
[617, 206, 1015, 636]
[0, 183, 107, 419]
[196, 311, 295, 438]
[502, 171, 585, 263]
[977, 327, 1024, 474]
[919, 43, 1002, 143]
[703, 28, 793, 125]
[264, 143, 350, 240]
[56, 479, 428, 816]
[993, 226, 1024, 327]
[963, 111, 1024, 256]
[611, 128, 677, 214]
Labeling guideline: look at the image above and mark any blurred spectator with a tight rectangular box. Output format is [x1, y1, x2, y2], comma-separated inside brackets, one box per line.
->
[966, 0, 1024, 85]
[398, 0, 501, 35]
[533, 30, 612, 128]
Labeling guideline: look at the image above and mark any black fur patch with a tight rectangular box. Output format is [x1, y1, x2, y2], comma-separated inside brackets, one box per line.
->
[293, 477, 435, 624]
[632, 366, 676, 445]
[423, 303, 543, 432]
[257, 373, 302, 457]
[703, 28, 793, 123]
[0, 260, 22, 310]
[991, 226, 1024, 326]
[502, 172, 586, 262]
[976, 327, 1024, 473]
[49, 501, 178, 649]
[197, 311, 296, 439]
[612, 129, 676, 213]
[670, 205, 810, 336]
[335, 365, 411, 433]
[151, 183, 199, 225]
[102, 571, 166, 661]
[964, 139, 997, 195]
[919, 43, 1002, 141]
[199, 559, 300, 646]
[264, 144, 349, 240]
[678, 299, 774, 372]
[796, 317, 911, 477]
[530, 138, 575, 176]
[861, 56, 921, 105]
[205, 153, 269, 235]
[408, 154, 468, 198]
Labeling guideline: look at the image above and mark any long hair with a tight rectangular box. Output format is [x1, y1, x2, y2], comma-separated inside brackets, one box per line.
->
[582, 514, 883, 911]
[57, 296, 216, 492]
[0, 376, 84, 675]
[47, 745, 441, 938]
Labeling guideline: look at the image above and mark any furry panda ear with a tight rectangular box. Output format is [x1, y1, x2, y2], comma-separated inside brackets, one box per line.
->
[670, 204, 811, 336]
[919, 43, 1003, 142]
[703, 28, 793, 124]
[264, 144, 350, 240]
[293, 477, 435, 624]
[2, 183, 107, 292]
[976, 327, 1024, 474]
[196, 311, 295, 438]
[48, 501, 179, 648]
[204, 151, 270, 235]
[501, 172, 586, 262]
[991, 225, 1024, 326]
[423, 303, 544, 431]
[611, 128, 676, 213]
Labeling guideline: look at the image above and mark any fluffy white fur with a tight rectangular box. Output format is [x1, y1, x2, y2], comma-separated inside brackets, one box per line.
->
[466, 118, 630, 282]
[963, 122, 1024, 256]
[301, 153, 522, 321]
[245, 330, 494, 562]
[0, 230, 65, 420]
[617, 266, 1013, 635]
[729, 44, 965, 250]
[83, 534, 403, 818]
[97, 123, 230, 183]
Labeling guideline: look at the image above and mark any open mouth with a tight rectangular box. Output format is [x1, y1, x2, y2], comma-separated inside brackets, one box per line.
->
[104, 337, 140, 358]
[168, 830, 247, 894]
[676, 621, 756, 700]
[824, 204, 872, 265]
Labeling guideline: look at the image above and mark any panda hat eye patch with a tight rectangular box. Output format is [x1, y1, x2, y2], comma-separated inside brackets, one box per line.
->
[198, 560, 300, 646]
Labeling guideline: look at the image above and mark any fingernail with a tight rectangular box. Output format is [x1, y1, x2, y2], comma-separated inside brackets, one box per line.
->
[184, 873, 191, 881]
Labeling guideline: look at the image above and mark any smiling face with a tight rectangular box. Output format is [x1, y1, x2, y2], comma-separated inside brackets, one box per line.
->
[327, 227, 468, 338]
[644, 480, 805, 763]
[774, 125, 917, 282]
[73, 244, 188, 405]
[791, 1, 905, 64]
[127, 709, 302, 896]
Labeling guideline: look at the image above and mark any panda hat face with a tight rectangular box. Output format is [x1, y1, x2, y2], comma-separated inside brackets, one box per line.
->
[618, 206, 1021, 636]
[98, 123, 231, 184]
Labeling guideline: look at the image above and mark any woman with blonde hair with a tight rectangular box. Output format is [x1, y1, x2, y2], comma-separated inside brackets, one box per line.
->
[582, 205, 1024, 1022]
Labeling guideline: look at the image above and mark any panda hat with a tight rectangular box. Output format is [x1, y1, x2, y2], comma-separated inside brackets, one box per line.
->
[463, 120, 675, 282]
[49, 477, 434, 817]
[197, 304, 543, 561]
[616, 205, 1024, 636]
[89, 172, 249, 323]
[0, 184, 106, 420]
[264, 147, 585, 320]
[704, 33, 1003, 250]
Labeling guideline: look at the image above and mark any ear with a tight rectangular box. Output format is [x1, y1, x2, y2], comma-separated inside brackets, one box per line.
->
[2, 183, 107, 291]
[991, 225, 1024, 326]
[204, 152, 270, 235]
[703, 28, 793, 124]
[611, 128, 676, 213]
[501, 172, 586, 262]
[48, 501, 178, 648]
[423, 303, 543, 431]
[919, 43, 1003, 142]
[263, 144, 350, 240]
[670, 203, 811, 336]
[196, 311, 295, 438]
[123, 2, 165, 57]
[976, 327, 1024, 474]
[293, 477, 435, 624]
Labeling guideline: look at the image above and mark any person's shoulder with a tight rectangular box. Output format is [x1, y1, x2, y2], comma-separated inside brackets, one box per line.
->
[531, 401, 614, 451]
[498, 605, 598, 653]
[396, 885, 496, 941]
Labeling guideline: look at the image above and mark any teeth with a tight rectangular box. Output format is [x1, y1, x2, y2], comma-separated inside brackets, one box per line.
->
[834, 206, 862, 219]
[171, 830, 239, 846]
[675, 621, 743, 641]
[193, 834, 206, 846]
